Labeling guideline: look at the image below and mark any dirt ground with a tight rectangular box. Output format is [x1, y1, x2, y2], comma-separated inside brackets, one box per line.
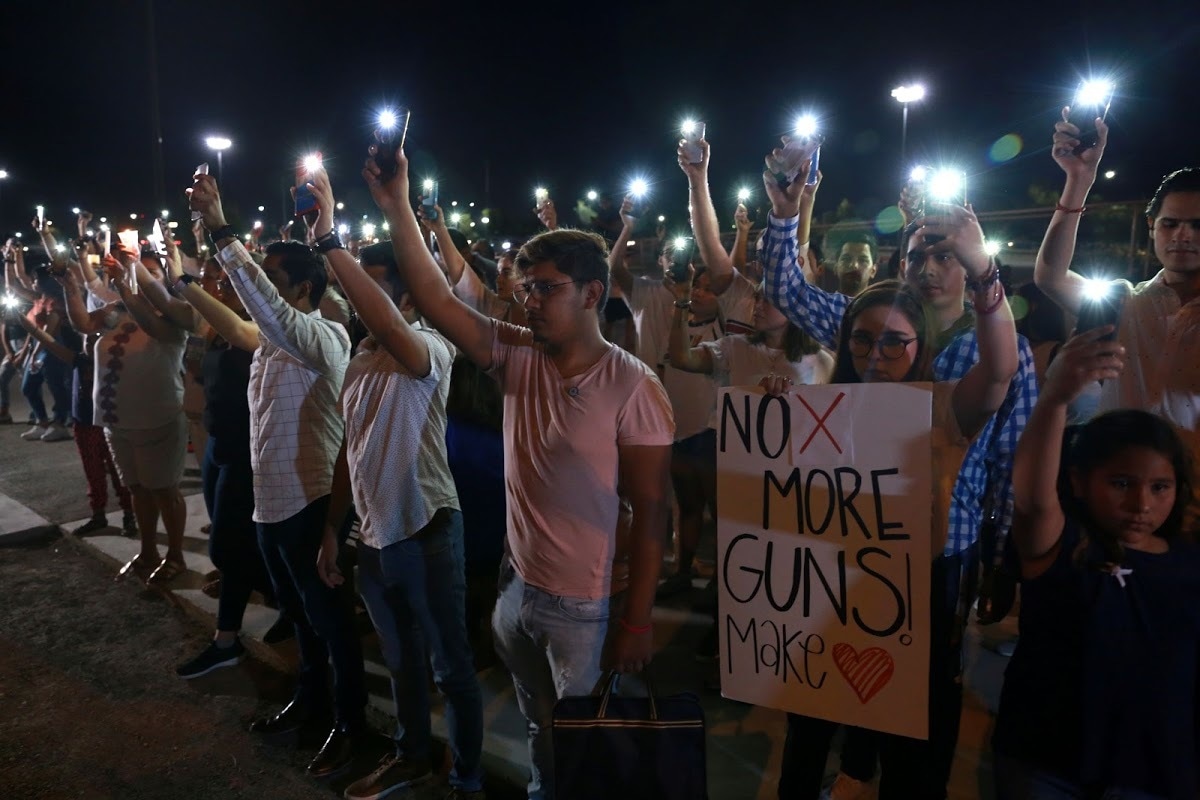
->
[0, 537, 394, 800]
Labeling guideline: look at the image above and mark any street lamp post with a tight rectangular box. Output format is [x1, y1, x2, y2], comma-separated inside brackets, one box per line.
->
[205, 136, 233, 182]
[890, 84, 926, 164]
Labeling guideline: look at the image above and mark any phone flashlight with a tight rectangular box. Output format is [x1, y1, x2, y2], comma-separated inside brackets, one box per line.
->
[362, 223, 376, 239]
[373, 107, 411, 179]
[295, 153, 322, 217]
[669, 236, 695, 283]
[1070, 79, 1114, 154]
[774, 115, 823, 187]
[681, 119, 705, 165]
[72, 207, 81, 215]
[36, 206, 45, 228]
[737, 188, 751, 202]
[2, 293, 18, 310]
[1076, 277, 1129, 341]
[422, 179, 439, 220]
[191, 163, 209, 222]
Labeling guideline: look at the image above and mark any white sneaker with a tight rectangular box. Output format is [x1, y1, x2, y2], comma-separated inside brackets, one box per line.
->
[40, 424, 72, 443]
[20, 425, 49, 441]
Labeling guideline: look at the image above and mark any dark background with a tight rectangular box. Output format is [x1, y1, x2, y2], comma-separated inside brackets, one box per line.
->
[1, 0, 1197, 240]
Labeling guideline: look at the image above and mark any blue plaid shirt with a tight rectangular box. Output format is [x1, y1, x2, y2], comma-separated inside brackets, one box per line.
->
[762, 214, 1038, 558]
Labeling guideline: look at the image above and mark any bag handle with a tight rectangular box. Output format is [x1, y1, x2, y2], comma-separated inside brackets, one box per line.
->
[596, 669, 658, 721]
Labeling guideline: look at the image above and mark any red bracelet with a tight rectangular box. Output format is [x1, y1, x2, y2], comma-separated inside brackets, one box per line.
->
[1055, 202, 1086, 214]
[975, 283, 1007, 315]
[618, 618, 652, 635]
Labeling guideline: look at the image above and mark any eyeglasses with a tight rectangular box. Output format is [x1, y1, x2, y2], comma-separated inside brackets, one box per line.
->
[513, 279, 581, 303]
[848, 332, 918, 360]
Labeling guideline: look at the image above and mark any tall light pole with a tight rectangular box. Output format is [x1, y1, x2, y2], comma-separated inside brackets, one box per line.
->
[891, 84, 926, 164]
[205, 136, 232, 182]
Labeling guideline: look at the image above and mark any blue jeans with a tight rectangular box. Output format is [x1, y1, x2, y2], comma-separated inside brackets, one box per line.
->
[357, 508, 483, 792]
[492, 558, 610, 800]
[201, 436, 270, 632]
[256, 496, 367, 728]
[0, 355, 18, 409]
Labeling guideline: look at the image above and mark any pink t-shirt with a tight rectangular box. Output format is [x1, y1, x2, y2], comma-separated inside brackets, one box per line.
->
[489, 321, 675, 599]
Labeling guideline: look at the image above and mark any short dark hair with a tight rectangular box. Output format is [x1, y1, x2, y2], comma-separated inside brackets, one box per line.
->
[1064, 409, 1194, 564]
[825, 229, 877, 261]
[264, 240, 328, 308]
[830, 280, 935, 383]
[359, 240, 406, 299]
[515, 228, 610, 308]
[1146, 167, 1200, 219]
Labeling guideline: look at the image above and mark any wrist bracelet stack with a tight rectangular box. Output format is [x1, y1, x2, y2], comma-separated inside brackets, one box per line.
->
[314, 230, 344, 254]
[208, 224, 236, 244]
[964, 258, 1000, 293]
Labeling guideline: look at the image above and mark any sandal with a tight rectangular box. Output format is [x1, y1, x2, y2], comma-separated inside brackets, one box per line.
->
[147, 557, 187, 585]
[117, 554, 157, 582]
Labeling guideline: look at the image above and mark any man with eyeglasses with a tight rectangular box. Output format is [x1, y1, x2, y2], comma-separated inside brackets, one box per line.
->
[364, 144, 674, 800]
[760, 161, 1038, 799]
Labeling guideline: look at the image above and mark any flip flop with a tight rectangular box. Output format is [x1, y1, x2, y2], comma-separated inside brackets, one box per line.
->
[147, 557, 187, 585]
[117, 555, 157, 582]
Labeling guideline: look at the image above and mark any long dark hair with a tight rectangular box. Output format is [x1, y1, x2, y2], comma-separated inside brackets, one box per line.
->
[830, 280, 936, 384]
[1062, 409, 1194, 565]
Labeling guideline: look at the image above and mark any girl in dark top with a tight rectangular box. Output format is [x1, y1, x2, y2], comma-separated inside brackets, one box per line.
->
[995, 326, 1200, 799]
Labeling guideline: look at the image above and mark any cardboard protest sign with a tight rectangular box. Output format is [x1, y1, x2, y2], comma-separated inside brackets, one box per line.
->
[716, 383, 933, 739]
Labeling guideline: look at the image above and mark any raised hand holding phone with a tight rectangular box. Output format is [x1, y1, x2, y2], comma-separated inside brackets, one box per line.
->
[190, 164, 209, 222]
[362, 142, 411, 214]
[1053, 106, 1109, 179]
[372, 108, 410, 180]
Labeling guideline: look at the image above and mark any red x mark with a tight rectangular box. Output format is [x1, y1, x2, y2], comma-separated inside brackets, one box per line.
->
[796, 392, 846, 454]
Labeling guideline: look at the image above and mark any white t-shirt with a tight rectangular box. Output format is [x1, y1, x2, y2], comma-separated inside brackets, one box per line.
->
[93, 305, 186, 430]
[339, 326, 459, 549]
[698, 335, 834, 428]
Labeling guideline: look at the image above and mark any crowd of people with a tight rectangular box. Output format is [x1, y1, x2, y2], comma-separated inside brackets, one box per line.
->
[3, 106, 1199, 800]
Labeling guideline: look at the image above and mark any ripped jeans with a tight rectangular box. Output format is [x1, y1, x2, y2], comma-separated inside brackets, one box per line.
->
[492, 557, 610, 800]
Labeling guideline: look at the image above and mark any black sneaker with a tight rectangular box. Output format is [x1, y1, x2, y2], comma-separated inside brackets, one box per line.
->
[72, 514, 109, 536]
[121, 511, 138, 538]
[176, 638, 245, 679]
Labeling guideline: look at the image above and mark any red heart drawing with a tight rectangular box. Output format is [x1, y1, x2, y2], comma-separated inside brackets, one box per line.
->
[831, 643, 895, 704]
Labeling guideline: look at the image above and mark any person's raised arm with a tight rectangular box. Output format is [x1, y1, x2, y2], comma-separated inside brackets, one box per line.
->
[310, 170, 431, 376]
[731, 204, 752, 271]
[161, 234, 260, 352]
[57, 267, 107, 335]
[107, 253, 179, 342]
[1034, 109, 1109, 316]
[10, 245, 35, 293]
[189, 171, 347, 370]
[364, 145, 494, 369]
[760, 158, 848, 350]
[13, 311, 75, 365]
[1012, 328, 1123, 575]
[132, 258, 198, 332]
[420, 204, 466, 287]
[678, 139, 735, 293]
[919, 205, 1019, 437]
[607, 197, 637, 299]
[664, 266, 715, 375]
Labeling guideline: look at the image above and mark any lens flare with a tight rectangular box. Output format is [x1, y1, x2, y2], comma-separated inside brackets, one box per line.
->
[1082, 277, 1111, 301]
[989, 134, 1023, 164]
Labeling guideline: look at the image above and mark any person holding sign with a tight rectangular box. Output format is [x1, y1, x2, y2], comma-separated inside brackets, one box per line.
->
[761, 154, 1034, 799]
[993, 329, 1200, 799]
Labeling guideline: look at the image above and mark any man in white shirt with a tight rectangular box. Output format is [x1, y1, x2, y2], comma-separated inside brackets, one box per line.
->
[188, 174, 367, 779]
[365, 143, 674, 800]
[1034, 116, 1200, 463]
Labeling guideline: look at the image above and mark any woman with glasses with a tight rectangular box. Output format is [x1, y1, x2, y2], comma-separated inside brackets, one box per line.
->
[778, 278, 1019, 799]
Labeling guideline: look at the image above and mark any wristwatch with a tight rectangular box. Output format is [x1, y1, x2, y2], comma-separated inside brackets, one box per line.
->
[173, 273, 197, 295]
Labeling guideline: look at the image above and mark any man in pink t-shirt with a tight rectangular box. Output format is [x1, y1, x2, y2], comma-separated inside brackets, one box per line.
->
[365, 147, 674, 800]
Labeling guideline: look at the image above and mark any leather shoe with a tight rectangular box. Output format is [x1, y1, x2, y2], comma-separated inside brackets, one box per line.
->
[249, 699, 313, 736]
[307, 724, 366, 778]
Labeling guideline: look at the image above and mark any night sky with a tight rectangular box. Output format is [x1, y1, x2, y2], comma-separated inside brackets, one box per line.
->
[2, 0, 1197, 242]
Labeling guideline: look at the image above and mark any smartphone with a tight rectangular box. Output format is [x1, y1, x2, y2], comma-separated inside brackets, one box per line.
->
[191, 164, 209, 222]
[1069, 88, 1113, 155]
[373, 109, 411, 179]
[36, 206, 45, 230]
[294, 155, 320, 217]
[87, 253, 101, 267]
[1075, 281, 1129, 341]
[775, 134, 823, 187]
[422, 180, 439, 220]
[669, 237, 695, 283]
[806, 146, 821, 186]
[682, 121, 705, 165]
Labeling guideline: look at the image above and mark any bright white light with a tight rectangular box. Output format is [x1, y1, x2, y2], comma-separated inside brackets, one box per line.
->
[626, 241, 636, 247]
[86, 229, 94, 236]
[586, 190, 598, 201]
[99, 217, 107, 223]
[302, 154, 322, 173]
[55, 244, 66, 253]
[377, 109, 398, 129]
[1075, 79, 1114, 108]
[450, 213, 462, 224]
[451, 201, 458, 207]
[161, 209, 169, 218]
[243, 234, 252, 241]
[72, 207, 81, 214]
[910, 165, 928, 183]
[380, 222, 388, 232]
[629, 179, 649, 198]
[362, 223, 376, 238]
[737, 187, 751, 201]
[1082, 278, 1111, 302]
[129, 213, 138, 220]
[534, 187, 548, 200]
[167, 221, 178, 230]
[983, 240, 1001, 257]
[257, 205, 265, 212]
[891, 84, 927, 104]
[336, 202, 345, 210]
[14, 233, 21, 238]
[501, 241, 512, 250]
[481, 216, 490, 224]
[2, 294, 18, 309]
[794, 115, 818, 138]
[1007, 241, 1014, 247]
[1104, 170, 1116, 179]
[253, 220, 263, 229]
[928, 169, 964, 201]
[673, 236, 687, 251]
[657, 215, 666, 222]
[469, 202, 475, 208]
[205, 136, 232, 151]
[337, 224, 349, 236]
[98, 224, 109, 232]
[469, 222, 476, 228]
[681, 119, 697, 135]
[0, 170, 8, 180]
[423, 179, 435, 191]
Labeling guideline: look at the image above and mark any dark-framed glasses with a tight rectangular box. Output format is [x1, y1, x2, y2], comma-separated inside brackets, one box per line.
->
[848, 331, 918, 360]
